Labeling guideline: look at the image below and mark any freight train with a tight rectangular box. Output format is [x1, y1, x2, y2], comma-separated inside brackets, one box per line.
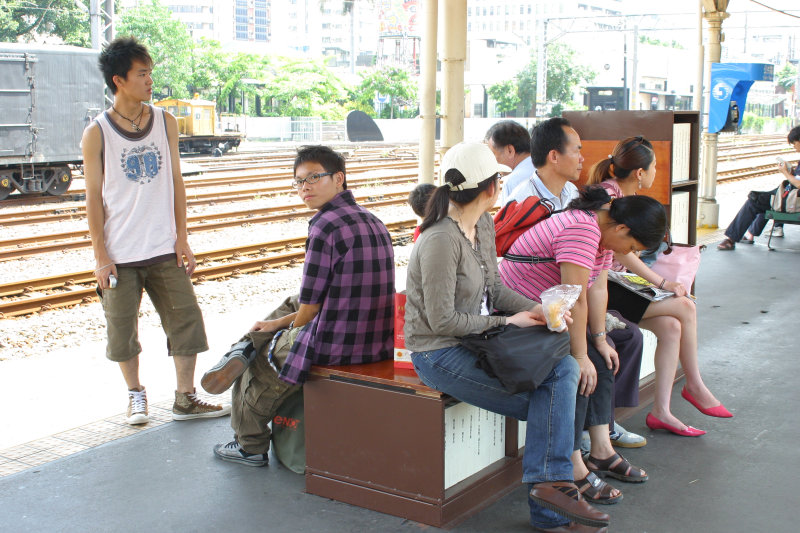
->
[0, 43, 104, 200]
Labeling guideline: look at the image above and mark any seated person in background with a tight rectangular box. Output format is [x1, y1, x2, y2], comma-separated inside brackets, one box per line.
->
[484, 120, 535, 203]
[406, 142, 609, 532]
[499, 186, 661, 505]
[587, 136, 732, 437]
[717, 125, 800, 250]
[505, 117, 580, 210]
[408, 183, 436, 242]
[202, 145, 395, 466]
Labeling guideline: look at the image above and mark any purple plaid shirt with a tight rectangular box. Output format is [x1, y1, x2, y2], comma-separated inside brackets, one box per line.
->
[279, 190, 395, 385]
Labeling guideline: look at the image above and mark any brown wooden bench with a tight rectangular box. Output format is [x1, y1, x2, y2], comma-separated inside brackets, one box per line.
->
[304, 360, 525, 528]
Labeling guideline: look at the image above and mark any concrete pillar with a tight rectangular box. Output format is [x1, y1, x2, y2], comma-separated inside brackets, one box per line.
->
[417, 0, 438, 184]
[695, 1, 704, 113]
[440, 0, 467, 154]
[698, 8, 729, 229]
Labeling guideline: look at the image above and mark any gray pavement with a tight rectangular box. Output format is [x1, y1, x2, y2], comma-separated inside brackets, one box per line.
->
[2, 205, 799, 532]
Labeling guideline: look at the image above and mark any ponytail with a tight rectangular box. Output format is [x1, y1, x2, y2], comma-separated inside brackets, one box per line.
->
[419, 185, 452, 232]
[566, 184, 613, 211]
[587, 157, 614, 185]
[419, 172, 499, 232]
[587, 136, 655, 186]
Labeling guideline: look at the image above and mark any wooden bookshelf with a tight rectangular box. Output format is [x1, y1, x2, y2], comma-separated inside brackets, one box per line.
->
[562, 110, 700, 245]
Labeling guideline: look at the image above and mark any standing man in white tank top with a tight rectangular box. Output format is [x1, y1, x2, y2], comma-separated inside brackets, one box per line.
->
[82, 37, 229, 425]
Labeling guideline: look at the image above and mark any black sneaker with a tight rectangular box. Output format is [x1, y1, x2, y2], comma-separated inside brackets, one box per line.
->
[213, 440, 268, 467]
[201, 340, 257, 394]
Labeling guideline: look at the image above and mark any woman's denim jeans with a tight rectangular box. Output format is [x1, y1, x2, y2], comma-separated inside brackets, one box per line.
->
[411, 345, 579, 528]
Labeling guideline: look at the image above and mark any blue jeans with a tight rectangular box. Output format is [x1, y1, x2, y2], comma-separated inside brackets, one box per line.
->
[411, 346, 579, 529]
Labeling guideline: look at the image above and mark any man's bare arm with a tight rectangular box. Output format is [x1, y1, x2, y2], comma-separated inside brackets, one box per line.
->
[250, 303, 322, 333]
[82, 123, 116, 289]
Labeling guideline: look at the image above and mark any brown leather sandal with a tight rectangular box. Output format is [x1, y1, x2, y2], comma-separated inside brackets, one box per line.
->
[717, 238, 735, 251]
[585, 452, 648, 483]
[575, 472, 623, 505]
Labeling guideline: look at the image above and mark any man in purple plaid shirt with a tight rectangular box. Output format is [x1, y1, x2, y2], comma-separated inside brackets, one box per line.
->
[202, 145, 395, 467]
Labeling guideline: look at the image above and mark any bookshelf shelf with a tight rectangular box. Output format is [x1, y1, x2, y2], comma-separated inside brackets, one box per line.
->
[563, 110, 700, 245]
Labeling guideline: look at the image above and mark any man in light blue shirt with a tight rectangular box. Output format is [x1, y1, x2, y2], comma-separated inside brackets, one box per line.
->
[506, 117, 580, 210]
[485, 120, 535, 204]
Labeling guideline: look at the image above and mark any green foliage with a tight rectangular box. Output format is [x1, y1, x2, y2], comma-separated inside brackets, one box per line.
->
[260, 56, 348, 118]
[777, 63, 797, 91]
[639, 36, 684, 49]
[515, 42, 596, 115]
[487, 80, 520, 116]
[741, 112, 791, 134]
[349, 66, 418, 118]
[117, 0, 194, 100]
[0, 0, 90, 46]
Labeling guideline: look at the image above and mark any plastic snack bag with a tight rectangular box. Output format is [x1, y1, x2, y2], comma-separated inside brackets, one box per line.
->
[540, 284, 582, 332]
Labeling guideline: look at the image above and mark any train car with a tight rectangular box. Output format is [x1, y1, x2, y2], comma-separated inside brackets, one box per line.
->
[0, 44, 104, 200]
[154, 95, 243, 156]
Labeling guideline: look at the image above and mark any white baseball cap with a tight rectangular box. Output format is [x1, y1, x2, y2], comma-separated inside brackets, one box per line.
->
[440, 142, 511, 191]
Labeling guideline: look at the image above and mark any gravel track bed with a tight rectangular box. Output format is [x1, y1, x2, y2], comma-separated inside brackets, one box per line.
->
[0, 242, 413, 361]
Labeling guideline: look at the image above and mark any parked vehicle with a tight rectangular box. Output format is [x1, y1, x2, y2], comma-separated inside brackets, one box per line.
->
[0, 44, 104, 200]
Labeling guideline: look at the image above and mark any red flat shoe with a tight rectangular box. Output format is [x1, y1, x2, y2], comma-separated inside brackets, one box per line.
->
[646, 413, 706, 437]
[681, 387, 733, 418]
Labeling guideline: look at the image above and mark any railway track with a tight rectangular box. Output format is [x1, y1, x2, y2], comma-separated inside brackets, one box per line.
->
[0, 191, 414, 261]
[0, 220, 416, 318]
[0, 135, 790, 210]
[0, 170, 419, 227]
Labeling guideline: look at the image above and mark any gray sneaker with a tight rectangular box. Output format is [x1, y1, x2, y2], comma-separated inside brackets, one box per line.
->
[173, 389, 231, 420]
[609, 422, 647, 448]
[201, 340, 257, 394]
[213, 439, 268, 467]
[773, 226, 784, 238]
[126, 388, 149, 425]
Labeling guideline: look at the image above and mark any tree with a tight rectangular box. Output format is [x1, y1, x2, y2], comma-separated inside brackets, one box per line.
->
[515, 42, 596, 116]
[487, 80, 520, 117]
[350, 66, 418, 118]
[777, 63, 797, 91]
[117, 0, 194, 100]
[261, 57, 349, 119]
[0, 0, 90, 46]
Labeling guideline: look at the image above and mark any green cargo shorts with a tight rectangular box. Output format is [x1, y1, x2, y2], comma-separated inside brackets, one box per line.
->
[99, 260, 208, 362]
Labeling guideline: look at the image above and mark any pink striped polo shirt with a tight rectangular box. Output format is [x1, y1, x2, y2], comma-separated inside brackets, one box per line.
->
[498, 209, 613, 302]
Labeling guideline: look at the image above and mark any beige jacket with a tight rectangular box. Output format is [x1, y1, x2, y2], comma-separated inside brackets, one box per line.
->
[404, 213, 535, 352]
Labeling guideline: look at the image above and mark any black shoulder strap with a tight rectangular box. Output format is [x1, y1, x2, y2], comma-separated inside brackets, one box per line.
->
[502, 253, 555, 264]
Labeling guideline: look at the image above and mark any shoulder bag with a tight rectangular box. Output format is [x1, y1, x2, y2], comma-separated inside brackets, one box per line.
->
[649, 230, 704, 293]
[459, 324, 571, 394]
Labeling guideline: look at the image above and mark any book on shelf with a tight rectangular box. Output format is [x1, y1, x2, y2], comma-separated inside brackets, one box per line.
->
[607, 271, 674, 302]
[672, 123, 692, 182]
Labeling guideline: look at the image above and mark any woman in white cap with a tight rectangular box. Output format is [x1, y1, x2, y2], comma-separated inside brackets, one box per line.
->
[404, 142, 609, 532]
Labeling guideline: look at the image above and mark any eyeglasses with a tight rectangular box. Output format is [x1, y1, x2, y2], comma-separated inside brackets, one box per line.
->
[292, 172, 333, 189]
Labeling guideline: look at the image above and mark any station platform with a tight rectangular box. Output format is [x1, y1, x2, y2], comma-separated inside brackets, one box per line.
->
[2, 201, 799, 532]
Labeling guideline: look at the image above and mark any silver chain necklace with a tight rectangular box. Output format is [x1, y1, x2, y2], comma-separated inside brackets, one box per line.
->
[112, 104, 144, 132]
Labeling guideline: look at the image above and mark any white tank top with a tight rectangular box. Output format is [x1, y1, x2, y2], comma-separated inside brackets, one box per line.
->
[95, 106, 177, 264]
